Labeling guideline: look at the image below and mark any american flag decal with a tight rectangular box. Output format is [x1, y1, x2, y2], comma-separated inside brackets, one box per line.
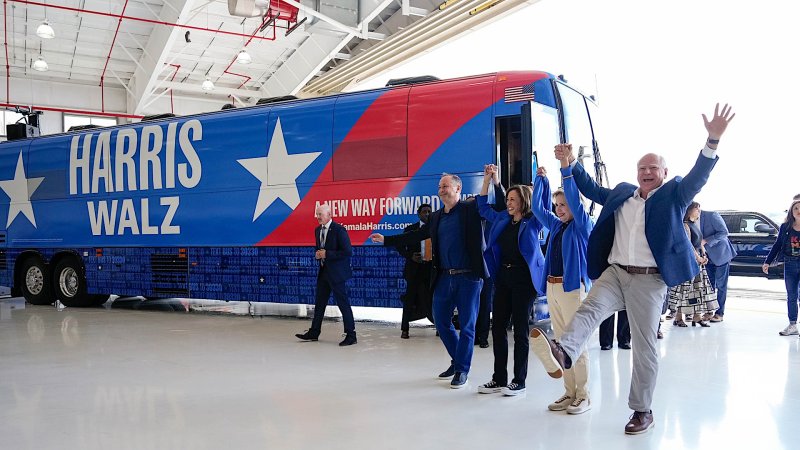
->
[504, 83, 535, 103]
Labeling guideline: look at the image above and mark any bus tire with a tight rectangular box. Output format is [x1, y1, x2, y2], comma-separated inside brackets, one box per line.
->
[53, 259, 93, 307]
[20, 257, 53, 305]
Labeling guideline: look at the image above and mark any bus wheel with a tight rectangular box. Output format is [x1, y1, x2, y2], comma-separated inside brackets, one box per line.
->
[53, 259, 93, 307]
[20, 258, 53, 305]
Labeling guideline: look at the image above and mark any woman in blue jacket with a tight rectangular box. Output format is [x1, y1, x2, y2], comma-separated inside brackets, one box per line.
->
[476, 164, 546, 397]
[764, 199, 800, 336]
[531, 143, 594, 415]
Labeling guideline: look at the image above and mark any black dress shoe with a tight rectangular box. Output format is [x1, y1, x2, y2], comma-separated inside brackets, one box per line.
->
[401, 330, 409, 339]
[600, 344, 613, 351]
[295, 330, 320, 341]
[475, 337, 489, 348]
[339, 334, 357, 346]
[618, 342, 631, 350]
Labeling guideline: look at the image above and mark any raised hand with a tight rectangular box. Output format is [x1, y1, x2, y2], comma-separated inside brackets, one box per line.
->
[702, 103, 735, 141]
[554, 143, 573, 168]
[537, 166, 547, 177]
[483, 164, 499, 183]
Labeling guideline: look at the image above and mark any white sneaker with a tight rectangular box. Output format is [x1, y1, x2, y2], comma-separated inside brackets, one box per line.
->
[566, 397, 592, 415]
[779, 324, 799, 336]
[547, 394, 574, 411]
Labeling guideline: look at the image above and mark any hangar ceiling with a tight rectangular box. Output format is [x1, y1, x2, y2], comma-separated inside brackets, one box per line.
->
[2, 0, 540, 116]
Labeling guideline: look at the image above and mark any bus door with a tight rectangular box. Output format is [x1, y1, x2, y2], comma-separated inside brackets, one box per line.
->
[495, 101, 560, 188]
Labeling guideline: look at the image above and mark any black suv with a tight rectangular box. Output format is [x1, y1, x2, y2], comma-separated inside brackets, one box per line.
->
[718, 210, 783, 278]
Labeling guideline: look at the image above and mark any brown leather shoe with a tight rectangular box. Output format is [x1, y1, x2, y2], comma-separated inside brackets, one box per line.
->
[530, 327, 571, 378]
[710, 314, 724, 323]
[625, 410, 654, 435]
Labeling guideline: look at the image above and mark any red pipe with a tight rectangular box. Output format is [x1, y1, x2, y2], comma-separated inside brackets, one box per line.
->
[11, 0, 278, 41]
[100, 0, 130, 112]
[0, 102, 144, 119]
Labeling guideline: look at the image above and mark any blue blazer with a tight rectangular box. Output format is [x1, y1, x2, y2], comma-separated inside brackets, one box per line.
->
[765, 222, 792, 265]
[385, 197, 488, 288]
[316, 221, 353, 284]
[571, 151, 718, 287]
[531, 169, 593, 293]
[477, 192, 546, 295]
[700, 210, 737, 265]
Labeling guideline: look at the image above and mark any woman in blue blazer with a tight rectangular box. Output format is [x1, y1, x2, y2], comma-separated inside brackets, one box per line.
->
[531, 144, 594, 415]
[764, 199, 800, 336]
[476, 164, 546, 397]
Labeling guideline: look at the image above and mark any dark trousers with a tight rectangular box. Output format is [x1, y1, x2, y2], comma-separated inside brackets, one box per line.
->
[401, 272, 432, 331]
[476, 278, 493, 341]
[491, 266, 535, 385]
[705, 262, 730, 316]
[599, 310, 630, 347]
[432, 273, 483, 373]
[311, 269, 355, 337]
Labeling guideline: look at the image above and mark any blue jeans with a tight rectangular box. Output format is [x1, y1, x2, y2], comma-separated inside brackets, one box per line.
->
[706, 262, 730, 316]
[784, 258, 800, 322]
[432, 273, 483, 374]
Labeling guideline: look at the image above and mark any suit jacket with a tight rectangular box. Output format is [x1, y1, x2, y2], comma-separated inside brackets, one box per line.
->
[571, 151, 717, 287]
[384, 197, 488, 288]
[316, 221, 353, 284]
[477, 194, 546, 295]
[700, 210, 737, 265]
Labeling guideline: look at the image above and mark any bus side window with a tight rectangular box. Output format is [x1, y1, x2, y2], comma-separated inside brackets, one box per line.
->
[556, 83, 593, 166]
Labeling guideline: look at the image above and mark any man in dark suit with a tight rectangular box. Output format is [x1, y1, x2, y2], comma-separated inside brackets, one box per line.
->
[396, 203, 433, 339]
[371, 173, 487, 389]
[700, 209, 737, 322]
[531, 104, 735, 434]
[599, 310, 631, 350]
[295, 204, 357, 346]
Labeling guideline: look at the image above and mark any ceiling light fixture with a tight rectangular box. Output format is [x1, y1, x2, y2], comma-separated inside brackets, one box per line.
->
[236, 49, 252, 65]
[33, 56, 49, 72]
[202, 77, 215, 91]
[36, 20, 55, 39]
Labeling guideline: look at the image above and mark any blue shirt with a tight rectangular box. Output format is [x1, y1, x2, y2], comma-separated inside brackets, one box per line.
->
[438, 203, 470, 270]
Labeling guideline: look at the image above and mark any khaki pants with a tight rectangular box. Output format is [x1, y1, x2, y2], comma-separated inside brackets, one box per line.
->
[547, 281, 590, 399]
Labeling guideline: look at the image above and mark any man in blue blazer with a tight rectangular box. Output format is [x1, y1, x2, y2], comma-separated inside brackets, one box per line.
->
[531, 104, 735, 435]
[371, 174, 488, 389]
[700, 209, 737, 322]
[295, 204, 357, 346]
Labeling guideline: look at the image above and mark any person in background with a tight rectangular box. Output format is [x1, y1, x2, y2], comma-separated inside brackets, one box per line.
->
[396, 204, 433, 339]
[531, 144, 594, 415]
[476, 164, 545, 396]
[295, 204, 357, 346]
[764, 199, 800, 336]
[700, 209, 737, 322]
[370, 173, 487, 389]
[530, 104, 735, 435]
[667, 202, 718, 327]
[599, 311, 631, 350]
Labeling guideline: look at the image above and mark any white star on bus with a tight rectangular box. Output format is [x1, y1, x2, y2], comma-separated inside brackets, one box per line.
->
[238, 118, 321, 221]
[0, 152, 45, 228]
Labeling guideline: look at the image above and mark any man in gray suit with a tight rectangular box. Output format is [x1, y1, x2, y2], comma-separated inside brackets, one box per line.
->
[700, 209, 737, 322]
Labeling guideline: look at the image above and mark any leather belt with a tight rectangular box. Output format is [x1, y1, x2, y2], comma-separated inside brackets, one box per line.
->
[547, 275, 564, 284]
[443, 269, 471, 275]
[616, 264, 660, 275]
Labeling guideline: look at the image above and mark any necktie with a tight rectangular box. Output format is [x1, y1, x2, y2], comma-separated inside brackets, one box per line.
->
[320, 226, 327, 248]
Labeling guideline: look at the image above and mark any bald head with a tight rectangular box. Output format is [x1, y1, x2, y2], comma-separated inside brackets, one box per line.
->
[315, 204, 332, 225]
[636, 153, 668, 198]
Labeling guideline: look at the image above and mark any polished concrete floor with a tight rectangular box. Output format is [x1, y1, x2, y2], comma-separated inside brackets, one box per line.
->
[1, 277, 798, 450]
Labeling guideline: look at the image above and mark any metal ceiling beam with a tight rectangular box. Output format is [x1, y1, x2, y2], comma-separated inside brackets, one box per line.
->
[258, 0, 396, 98]
[129, 0, 193, 116]
[301, 0, 540, 95]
